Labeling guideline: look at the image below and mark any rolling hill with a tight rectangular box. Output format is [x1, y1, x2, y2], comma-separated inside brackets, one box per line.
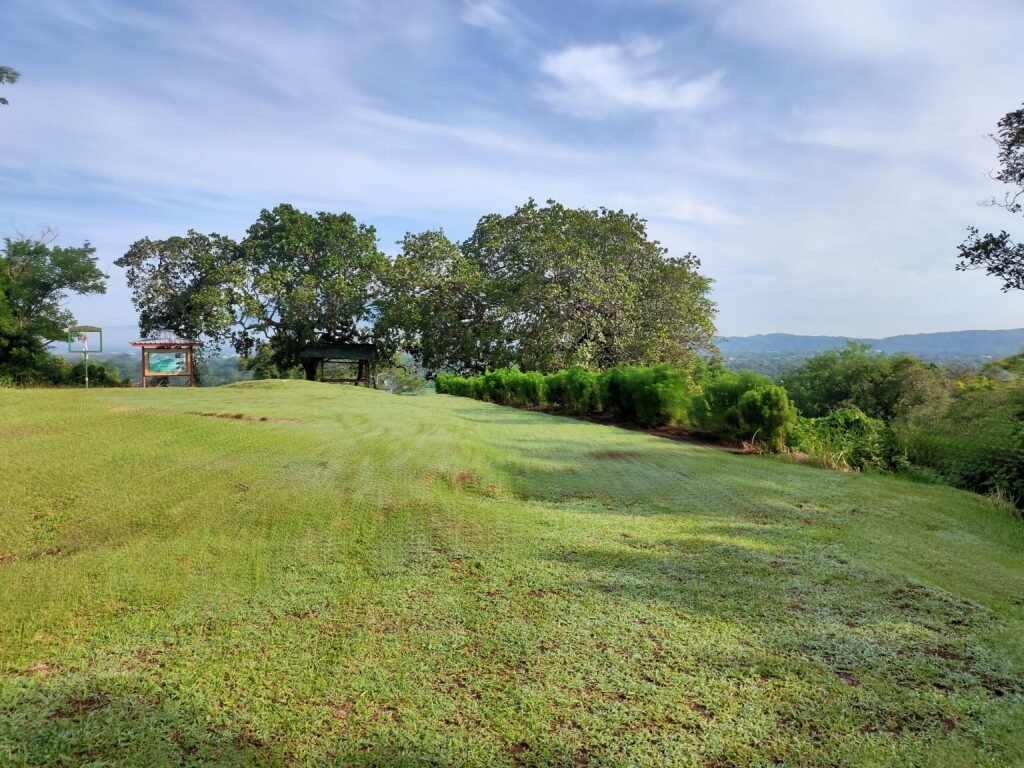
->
[1, 382, 1022, 766]
[719, 328, 1024, 359]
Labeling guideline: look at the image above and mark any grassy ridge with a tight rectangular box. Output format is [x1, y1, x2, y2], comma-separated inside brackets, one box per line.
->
[0, 381, 1022, 766]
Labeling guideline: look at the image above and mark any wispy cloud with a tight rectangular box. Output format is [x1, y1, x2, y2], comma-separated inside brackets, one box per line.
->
[460, 0, 511, 34]
[538, 41, 724, 118]
[3, 0, 1024, 337]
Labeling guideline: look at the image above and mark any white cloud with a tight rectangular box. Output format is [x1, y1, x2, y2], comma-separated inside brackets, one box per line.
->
[460, 0, 510, 33]
[5, 0, 1024, 337]
[459, 0, 533, 46]
[615, 193, 732, 225]
[538, 42, 724, 118]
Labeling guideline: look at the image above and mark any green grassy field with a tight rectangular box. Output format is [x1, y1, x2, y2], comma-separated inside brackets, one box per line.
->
[1, 381, 1022, 767]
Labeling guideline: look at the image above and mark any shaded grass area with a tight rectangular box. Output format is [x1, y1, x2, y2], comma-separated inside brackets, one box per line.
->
[0, 381, 1022, 766]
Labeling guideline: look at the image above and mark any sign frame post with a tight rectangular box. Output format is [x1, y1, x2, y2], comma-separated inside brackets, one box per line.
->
[67, 326, 103, 389]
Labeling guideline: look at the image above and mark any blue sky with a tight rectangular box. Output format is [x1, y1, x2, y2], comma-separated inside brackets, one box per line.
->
[2, 0, 1023, 337]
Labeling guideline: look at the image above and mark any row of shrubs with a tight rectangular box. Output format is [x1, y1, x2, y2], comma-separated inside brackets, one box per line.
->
[436, 365, 798, 451]
[435, 362, 1024, 506]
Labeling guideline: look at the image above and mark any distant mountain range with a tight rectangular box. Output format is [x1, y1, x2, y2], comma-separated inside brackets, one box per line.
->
[60, 325, 1024, 367]
[718, 329, 1024, 361]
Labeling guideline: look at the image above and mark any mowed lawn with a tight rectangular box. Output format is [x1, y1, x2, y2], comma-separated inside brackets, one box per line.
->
[1, 382, 1022, 767]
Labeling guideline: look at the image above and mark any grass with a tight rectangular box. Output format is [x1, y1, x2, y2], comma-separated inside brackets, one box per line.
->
[0, 380, 1022, 767]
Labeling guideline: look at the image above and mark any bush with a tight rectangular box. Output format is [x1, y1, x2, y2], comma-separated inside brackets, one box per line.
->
[692, 370, 796, 448]
[788, 407, 903, 471]
[437, 368, 545, 407]
[737, 385, 797, 451]
[438, 362, 796, 452]
[68, 361, 127, 387]
[779, 342, 949, 421]
[513, 371, 546, 406]
[692, 370, 768, 436]
[597, 365, 691, 427]
[544, 366, 599, 415]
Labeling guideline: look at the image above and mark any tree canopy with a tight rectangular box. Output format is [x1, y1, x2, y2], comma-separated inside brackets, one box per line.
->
[0, 232, 107, 381]
[381, 199, 717, 375]
[116, 204, 390, 378]
[957, 103, 1024, 292]
[778, 342, 948, 421]
[0, 66, 19, 106]
[120, 200, 716, 378]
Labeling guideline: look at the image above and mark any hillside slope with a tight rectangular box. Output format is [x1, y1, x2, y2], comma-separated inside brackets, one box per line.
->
[1, 382, 1022, 767]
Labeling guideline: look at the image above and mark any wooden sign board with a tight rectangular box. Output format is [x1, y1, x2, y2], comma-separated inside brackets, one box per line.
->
[143, 348, 192, 376]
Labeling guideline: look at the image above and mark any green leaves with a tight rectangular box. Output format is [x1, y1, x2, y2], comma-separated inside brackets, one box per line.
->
[0, 65, 18, 106]
[116, 204, 389, 373]
[119, 199, 716, 379]
[957, 104, 1024, 292]
[0, 234, 106, 382]
[385, 199, 717, 375]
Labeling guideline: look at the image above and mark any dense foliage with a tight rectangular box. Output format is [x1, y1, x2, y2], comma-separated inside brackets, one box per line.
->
[779, 342, 947, 421]
[382, 200, 717, 375]
[0, 233, 107, 384]
[116, 205, 390, 379]
[777, 345, 1024, 505]
[0, 356, 127, 389]
[897, 383, 1024, 504]
[119, 200, 716, 380]
[787, 408, 902, 472]
[0, 65, 18, 106]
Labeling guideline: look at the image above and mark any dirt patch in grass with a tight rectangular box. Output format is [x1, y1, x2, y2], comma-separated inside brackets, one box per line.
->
[328, 702, 354, 721]
[835, 670, 859, 687]
[190, 411, 299, 423]
[27, 546, 63, 560]
[589, 450, 641, 460]
[689, 702, 712, 719]
[49, 693, 108, 720]
[8, 661, 62, 678]
[424, 468, 501, 496]
[169, 728, 199, 757]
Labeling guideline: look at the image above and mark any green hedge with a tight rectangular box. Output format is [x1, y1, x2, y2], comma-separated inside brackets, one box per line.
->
[598, 365, 691, 427]
[436, 364, 798, 450]
[691, 370, 796, 450]
[544, 366, 599, 415]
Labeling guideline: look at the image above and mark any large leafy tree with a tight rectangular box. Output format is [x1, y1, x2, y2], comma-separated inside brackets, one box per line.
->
[377, 230, 498, 375]
[957, 103, 1024, 291]
[0, 66, 18, 106]
[116, 204, 391, 378]
[0, 232, 107, 380]
[383, 199, 717, 375]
